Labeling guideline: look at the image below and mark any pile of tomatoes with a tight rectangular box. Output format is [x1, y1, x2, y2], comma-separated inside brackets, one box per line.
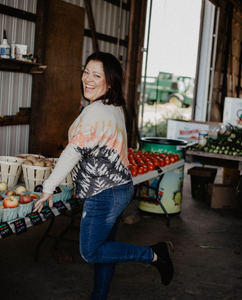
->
[127, 148, 180, 177]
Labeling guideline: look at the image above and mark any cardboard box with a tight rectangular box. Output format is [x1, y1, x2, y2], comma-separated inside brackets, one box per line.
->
[206, 183, 237, 209]
[222, 97, 242, 126]
[167, 120, 221, 142]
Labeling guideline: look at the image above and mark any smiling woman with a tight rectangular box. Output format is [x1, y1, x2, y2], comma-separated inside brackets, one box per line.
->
[34, 51, 174, 299]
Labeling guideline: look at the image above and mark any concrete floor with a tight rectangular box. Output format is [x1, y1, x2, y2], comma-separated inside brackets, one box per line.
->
[1, 163, 242, 300]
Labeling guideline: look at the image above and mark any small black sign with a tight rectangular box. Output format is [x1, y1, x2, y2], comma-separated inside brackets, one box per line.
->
[53, 201, 68, 214]
[13, 218, 27, 236]
[0, 222, 14, 238]
[67, 198, 80, 210]
[27, 212, 43, 226]
[41, 206, 55, 220]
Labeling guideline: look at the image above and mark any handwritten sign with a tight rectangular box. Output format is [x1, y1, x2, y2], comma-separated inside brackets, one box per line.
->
[53, 201, 68, 214]
[13, 218, 27, 236]
[41, 206, 55, 220]
[0, 222, 14, 238]
[67, 198, 80, 210]
[27, 212, 43, 226]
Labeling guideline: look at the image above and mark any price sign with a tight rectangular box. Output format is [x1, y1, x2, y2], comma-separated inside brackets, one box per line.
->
[0, 222, 13, 238]
[13, 218, 27, 236]
[53, 201, 68, 214]
[41, 206, 55, 220]
[27, 212, 43, 226]
[67, 198, 80, 210]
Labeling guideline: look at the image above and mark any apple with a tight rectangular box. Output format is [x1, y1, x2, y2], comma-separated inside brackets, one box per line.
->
[5, 190, 16, 196]
[29, 193, 40, 200]
[19, 194, 33, 204]
[15, 186, 28, 196]
[3, 196, 19, 208]
[0, 182, 8, 192]
[0, 205, 5, 209]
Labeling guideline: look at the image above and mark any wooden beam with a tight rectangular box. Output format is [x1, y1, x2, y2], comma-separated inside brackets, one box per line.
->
[124, 0, 147, 148]
[0, 4, 36, 22]
[84, 0, 99, 52]
[104, 0, 130, 10]
[220, 1, 233, 117]
[84, 29, 128, 47]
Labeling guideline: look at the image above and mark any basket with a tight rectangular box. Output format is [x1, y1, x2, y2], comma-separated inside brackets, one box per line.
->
[0, 156, 24, 187]
[51, 158, 73, 187]
[16, 154, 46, 183]
[0, 204, 18, 222]
[22, 164, 52, 191]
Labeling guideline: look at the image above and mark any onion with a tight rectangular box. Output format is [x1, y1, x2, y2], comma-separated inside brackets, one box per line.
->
[34, 185, 43, 193]
[54, 186, 62, 194]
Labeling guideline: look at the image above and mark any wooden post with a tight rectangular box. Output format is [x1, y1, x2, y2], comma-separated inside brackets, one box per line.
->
[84, 0, 99, 52]
[124, 0, 147, 148]
[29, 0, 85, 157]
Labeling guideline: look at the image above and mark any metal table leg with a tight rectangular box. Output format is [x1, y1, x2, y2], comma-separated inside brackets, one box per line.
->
[34, 216, 55, 262]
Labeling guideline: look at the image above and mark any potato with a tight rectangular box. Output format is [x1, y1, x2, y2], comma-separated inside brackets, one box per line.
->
[27, 155, 37, 162]
[23, 159, 34, 166]
[34, 160, 45, 167]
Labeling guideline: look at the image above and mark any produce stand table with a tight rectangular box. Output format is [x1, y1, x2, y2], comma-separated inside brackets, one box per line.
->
[0, 159, 184, 260]
[186, 150, 242, 170]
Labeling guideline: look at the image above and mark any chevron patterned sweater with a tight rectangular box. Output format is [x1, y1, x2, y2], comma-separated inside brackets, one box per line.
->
[43, 100, 132, 198]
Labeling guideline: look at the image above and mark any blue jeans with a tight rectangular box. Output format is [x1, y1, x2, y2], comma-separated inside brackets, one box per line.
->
[79, 181, 154, 300]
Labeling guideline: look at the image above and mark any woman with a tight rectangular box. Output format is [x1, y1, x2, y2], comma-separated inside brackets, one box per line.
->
[34, 51, 174, 299]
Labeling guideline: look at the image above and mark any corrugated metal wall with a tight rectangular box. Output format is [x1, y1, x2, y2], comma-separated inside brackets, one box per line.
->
[63, 0, 129, 68]
[0, 0, 37, 157]
[0, 0, 130, 157]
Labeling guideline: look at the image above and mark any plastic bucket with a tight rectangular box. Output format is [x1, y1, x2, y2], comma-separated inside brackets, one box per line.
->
[138, 137, 187, 214]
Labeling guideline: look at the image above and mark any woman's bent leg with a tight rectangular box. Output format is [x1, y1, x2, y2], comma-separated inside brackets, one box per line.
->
[80, 182, 153, 265]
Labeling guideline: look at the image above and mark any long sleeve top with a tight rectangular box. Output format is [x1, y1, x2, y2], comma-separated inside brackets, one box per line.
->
[43, 100, 132, 199]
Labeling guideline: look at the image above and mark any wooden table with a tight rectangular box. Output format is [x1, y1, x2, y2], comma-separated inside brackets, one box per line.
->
[186, 150, 242, 170]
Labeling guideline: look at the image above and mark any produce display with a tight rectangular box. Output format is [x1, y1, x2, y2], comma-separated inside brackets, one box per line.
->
[188, 125, 242, 156]
[16, 154, 54, 167]
[127, 148, 181, 177]
[0, 183, 39, 209]
[0, 180, 72, 224]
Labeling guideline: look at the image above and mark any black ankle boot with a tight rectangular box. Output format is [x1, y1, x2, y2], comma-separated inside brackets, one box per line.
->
[150, 242, 174, 286]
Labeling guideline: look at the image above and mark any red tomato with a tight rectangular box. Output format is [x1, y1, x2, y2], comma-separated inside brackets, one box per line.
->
[165, 157, 170, 165]
[148, 163, 155, 171]
[152, 159, 160, 167]
[160, 159, 166, 167]
[129, 159, 136, 165]
[143, 165, 148, 173]
[173, 154, 179, 161]
[127, 164, 132, 169]
[130, 167, 137, 177]
[128, 148, 134, 154]
[170, 156, 175, 163]
[132, 163, 138, 170]
[138, 167, 144, 174]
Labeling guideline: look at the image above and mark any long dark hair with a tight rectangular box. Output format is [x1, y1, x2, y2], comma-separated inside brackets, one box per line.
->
[82, 52, 126, 106]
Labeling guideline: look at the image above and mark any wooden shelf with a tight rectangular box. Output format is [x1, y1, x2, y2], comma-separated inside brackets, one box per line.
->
[0, 107, 31, 126]
[0, 57, 47, 74]
[186, 150, 242, 170]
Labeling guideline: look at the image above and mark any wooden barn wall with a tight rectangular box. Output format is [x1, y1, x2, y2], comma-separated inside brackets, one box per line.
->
[210, 0, 242, 120]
